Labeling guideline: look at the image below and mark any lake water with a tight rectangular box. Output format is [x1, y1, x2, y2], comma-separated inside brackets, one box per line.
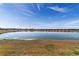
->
[0, 32, 79, 40]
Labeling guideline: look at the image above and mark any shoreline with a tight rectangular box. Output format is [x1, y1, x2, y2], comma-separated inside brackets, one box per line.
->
[0, 39, 79, 41]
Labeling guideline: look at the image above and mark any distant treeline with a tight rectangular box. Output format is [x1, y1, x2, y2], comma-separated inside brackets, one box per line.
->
[0, 28, 79, 33]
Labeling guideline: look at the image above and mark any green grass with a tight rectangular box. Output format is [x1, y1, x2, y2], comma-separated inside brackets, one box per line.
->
[0, 33, 3, 34]
[45, 44, 57, 50]
[73, 51, 79, 55]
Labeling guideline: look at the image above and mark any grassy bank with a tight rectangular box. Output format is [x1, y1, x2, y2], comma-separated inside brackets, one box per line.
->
[0, 39, 79, 56]
[0, 33, 3, 34]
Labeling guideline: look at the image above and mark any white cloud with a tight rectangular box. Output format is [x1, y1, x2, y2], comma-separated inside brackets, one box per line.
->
[0, 3, 4, 6]
[36, 4, 41, 11]
[65, 19, 79, 26]
[69, 20, 79, 25]
[14, 4, 35, 16]
[59, 19, 79, 29]
[48, 6, 66, 12]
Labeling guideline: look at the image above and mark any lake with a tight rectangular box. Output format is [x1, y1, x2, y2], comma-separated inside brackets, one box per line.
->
[0, 32, 79, 40]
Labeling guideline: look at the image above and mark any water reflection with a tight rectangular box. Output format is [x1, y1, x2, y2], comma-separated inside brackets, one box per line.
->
[0, 32, 79, 40]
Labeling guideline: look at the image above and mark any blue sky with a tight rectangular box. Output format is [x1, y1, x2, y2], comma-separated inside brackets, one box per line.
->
[0, 3, 79, 29]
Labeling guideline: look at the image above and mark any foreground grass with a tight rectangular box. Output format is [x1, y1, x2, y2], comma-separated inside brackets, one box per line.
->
[0, 39, 79, 56]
